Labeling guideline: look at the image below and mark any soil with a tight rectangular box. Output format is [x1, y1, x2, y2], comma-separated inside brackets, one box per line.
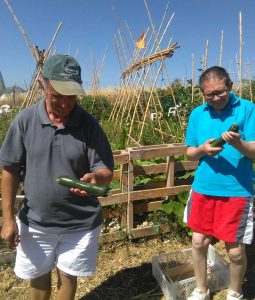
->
[0, 233, 244, 300]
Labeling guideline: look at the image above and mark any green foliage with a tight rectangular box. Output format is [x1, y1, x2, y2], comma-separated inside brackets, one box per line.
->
[160, 191, 191, 235]
[147, 210, 169, 226]
[78, 95, 112, 122]
[101, 120, 122, 151]
[240, 80, 255, 101]
[110, 179, 121, 190]
[117, 127, 128, 150]
[135, 157, 167, 165]
[157, 79, 203, 116]
[0, 107, 19, 146]
[135, 174, 166, 187]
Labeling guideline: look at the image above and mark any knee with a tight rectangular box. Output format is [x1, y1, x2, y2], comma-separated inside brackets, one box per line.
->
[192, 236, 211, 251]
[30, 272, 52, 290]
[57, 269, 77, 283]
[228, 248, 246, 264]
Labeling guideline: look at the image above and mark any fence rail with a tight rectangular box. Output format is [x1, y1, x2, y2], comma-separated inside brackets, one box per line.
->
[0, 144, 198, 243]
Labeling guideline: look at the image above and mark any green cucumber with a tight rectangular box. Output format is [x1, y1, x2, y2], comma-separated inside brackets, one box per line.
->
[56, 176, 111, 197]
[210, 123, 239, 147]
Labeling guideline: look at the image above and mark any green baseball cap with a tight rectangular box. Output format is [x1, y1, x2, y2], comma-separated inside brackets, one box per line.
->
[42, 54, 85, 95]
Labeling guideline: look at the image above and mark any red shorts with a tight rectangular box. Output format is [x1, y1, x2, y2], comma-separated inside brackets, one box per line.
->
[184, 190, 254, 244]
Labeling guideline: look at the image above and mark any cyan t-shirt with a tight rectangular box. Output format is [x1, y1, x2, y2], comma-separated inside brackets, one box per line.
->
[185, 93, 255, 197]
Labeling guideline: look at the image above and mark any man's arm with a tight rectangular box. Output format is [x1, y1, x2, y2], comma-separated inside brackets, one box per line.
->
[0, 166, 21, 247]
[186, 139, 223, 161]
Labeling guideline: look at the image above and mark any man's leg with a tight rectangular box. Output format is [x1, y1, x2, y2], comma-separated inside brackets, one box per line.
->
[30, 271, 52, 300]
[242, 230, 255, 298]
[191, 231, 212, 292]
[56, 268, 77, 300]
[225, 242, 246, 294]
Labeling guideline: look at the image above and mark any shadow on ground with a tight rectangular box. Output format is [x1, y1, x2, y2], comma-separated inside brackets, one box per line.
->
[79, 262, 162, 300]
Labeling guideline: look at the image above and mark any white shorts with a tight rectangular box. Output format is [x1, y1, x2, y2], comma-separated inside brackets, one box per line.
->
[14, 218, 101, 280]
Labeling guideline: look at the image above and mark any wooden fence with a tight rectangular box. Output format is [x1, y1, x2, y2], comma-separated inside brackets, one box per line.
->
[0, 144, 198, 243]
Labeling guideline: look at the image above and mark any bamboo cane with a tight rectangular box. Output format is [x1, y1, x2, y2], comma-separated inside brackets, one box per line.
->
[142, 2, 182, 136]
[121, 0, 171, 120]
[118, 28, 150, 129]
[113, 30, 134, 121]
[109, 35, 125, 120]
[20, 21, 62, 109]
[90, 46, 108, 113]
[204, 39, 209, 71]
[236, 54, 240, 93]
[113, 40, 142, 125]
[4, 0, 37, 62]
[201, 54, 205, 73]
[247, 62, 253, 102]
[219, 30, 224, 67]
[113, 0, 176, 143]
[109, 35, 130, 121]
[136, 6, 176, 135]
[138, 57, 166, 143]
[239, 11, 242, 98]
[110, 1, 133, 59]
[45, 21, 62, 59]
[116, 26, 154, 128]
[191, 53, 194, 102]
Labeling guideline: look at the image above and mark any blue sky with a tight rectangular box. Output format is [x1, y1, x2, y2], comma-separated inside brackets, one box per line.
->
[1, 0, 255, 91]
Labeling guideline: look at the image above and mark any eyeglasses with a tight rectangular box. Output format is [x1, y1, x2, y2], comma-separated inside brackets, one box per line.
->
[203, 89, 228, 100]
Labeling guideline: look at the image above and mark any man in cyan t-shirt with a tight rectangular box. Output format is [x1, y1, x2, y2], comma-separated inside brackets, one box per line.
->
[184, 66, 255, 300]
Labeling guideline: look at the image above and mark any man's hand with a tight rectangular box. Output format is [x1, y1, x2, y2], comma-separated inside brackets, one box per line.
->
[1, 219, 20, 248]
[70, 169, 113, 197]
[187, 139, 223, 161]
[221, 131, 241, 146]
[203, 139, 223, 157]
[70, 173, 97, 196]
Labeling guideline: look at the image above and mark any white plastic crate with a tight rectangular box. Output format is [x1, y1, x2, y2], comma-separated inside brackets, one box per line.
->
[152, 245, 229, 300]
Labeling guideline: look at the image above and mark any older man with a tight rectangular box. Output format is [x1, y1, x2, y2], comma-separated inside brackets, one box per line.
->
[0, 54, 114, 300]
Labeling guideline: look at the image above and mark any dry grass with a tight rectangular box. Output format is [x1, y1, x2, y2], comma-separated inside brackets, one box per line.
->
[0, 235, 233, 300]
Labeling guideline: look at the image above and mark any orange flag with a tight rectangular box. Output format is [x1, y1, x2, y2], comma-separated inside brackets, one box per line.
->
[135, 32, 146, 49]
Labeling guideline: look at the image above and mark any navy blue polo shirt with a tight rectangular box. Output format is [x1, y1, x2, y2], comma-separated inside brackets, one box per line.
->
[185, 93, 255, 196]
[0, 98, 114, 233]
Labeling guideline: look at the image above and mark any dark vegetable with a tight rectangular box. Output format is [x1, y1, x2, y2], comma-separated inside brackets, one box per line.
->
[210, 123, 239, 147]
[56, 176, 111, 197]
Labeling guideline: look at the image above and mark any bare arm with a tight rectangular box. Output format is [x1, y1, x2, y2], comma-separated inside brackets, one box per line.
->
[0, 166, 21, 247]
[186, 139, 223, 161]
